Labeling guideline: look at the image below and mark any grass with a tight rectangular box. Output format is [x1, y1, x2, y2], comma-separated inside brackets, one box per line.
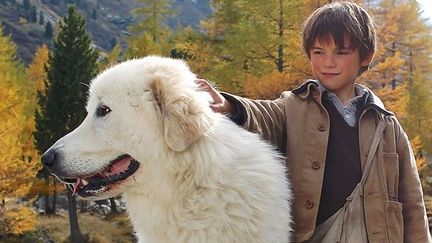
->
[3, 195, 431, 242]
[425, 195, 432, 217]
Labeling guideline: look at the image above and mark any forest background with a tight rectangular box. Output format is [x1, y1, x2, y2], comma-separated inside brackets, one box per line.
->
[1, 0, 432, 242]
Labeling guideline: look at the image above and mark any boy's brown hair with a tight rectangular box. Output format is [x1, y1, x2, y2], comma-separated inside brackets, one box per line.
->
[302, 1, 376, 75]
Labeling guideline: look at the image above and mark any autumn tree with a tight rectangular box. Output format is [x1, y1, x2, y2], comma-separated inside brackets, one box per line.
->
[0, 25, 39, 237]
[374, 82, 408, 119]
[99, 44, 122, 70]
[363, 0, 432, 190]
[404, 70, 432, 153]
[131, 0, 173, 42]
[34, 6, 98, 242]
[27, 45, 49, 104]
[363, 1, 432, 143]
[361, 0, 432, 88]
[201, 0, 310, 95]
[26, 44, 64, 215]
[170, 27, 216, 76]
[126, 0, 175, 58]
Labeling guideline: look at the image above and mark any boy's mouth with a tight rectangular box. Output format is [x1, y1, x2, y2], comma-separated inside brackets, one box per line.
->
[321, 72, 341, 76]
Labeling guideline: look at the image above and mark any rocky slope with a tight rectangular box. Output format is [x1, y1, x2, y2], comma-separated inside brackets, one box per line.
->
[0, 0, 211, 64]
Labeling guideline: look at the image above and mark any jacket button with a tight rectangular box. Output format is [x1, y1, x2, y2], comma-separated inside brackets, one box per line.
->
[317, 124, 326, 131]
[312, 161, 320, 170]
[305, 200, 314, 209]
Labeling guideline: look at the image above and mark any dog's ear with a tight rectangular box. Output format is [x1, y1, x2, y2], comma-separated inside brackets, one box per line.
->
[150, 78, 213, 152]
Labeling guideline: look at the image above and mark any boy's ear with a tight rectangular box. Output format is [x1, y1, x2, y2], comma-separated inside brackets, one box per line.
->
[361, 52, 374, 67]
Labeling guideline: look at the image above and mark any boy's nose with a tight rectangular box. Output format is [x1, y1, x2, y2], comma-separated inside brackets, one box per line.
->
[323, 55, 337, 68]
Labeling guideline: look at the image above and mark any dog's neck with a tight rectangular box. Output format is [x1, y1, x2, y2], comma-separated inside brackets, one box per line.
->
[123, 117, 240, 240]
[122, 142, 227, 242]
[126, 138, 228, 200]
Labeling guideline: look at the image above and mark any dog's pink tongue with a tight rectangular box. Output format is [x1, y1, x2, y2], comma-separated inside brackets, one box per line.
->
[72, 178, 82, 195]
[103, 157, 131, 176]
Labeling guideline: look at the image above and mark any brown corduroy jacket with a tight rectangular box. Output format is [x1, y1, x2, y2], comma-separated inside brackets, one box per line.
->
[223, 80, 431, 243]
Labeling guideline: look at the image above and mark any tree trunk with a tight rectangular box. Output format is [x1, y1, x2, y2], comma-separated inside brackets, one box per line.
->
[153, 0, 157, 42]
[43, 171, 53, 215]
[277, 0, 284, 73]
[66, 188, 85, 243]
[109, 197, 118, 214]
[0, 199, 4, 216]
[52, 190, 57, 213]
[44, 194, 51, 214]
[80, 200, 88, 213]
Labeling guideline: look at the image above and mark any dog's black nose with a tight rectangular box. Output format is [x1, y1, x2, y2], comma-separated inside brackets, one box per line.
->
[41, 149, 58, 168]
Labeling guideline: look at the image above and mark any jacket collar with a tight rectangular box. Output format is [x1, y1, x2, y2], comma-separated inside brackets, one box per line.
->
[292, 79, 394, 116]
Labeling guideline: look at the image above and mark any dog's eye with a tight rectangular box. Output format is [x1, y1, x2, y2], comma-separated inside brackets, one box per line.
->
[96, 105, 111, 117]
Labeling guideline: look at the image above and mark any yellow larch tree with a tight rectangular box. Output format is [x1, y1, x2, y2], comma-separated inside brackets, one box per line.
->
[0, 25, 39, 236]
[365, 1, 432, 181]
[125, 0, 174, 58]
[202, 0, 310, 96]
[25, 44, 49, 173]
[99, 44, 123, 70]
[243, 71, 304, 100]
[27, 45, 49, 100]
[404, 70, 432, 153]
[26, 45, 64, 205]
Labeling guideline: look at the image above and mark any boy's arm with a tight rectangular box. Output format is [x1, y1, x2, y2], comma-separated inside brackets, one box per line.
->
[395, 119, 432, 242]
[197, 79, 288, 150]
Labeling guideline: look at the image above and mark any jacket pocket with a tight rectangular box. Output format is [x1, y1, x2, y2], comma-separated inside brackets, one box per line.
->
[382, 152, 399, 198]
[385, 200, 403, 243]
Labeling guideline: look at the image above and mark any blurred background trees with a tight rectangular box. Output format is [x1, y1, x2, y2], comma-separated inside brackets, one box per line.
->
[33, 5, 98, 242]
[0, 25, 40, 237]
[0, 0, 431, 241]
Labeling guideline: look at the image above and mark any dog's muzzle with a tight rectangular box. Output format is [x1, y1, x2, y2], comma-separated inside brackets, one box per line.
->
[41, 150, 140, 198]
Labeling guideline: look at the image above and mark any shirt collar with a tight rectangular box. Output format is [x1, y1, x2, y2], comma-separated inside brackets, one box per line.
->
[292, 79, 393, 116]
[316, 80, 368, 107]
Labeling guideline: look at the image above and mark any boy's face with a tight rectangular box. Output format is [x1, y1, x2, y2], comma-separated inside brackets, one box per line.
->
[309, 34, 372, 95]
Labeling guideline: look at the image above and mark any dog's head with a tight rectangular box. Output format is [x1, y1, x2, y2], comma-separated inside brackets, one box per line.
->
[41, 56, 215, 200]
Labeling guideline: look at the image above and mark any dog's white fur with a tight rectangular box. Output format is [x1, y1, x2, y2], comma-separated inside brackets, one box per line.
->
[47, 56, 291, 243]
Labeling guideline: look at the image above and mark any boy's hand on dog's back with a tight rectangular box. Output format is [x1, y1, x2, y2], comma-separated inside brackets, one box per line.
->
[196, 79, 232, 114]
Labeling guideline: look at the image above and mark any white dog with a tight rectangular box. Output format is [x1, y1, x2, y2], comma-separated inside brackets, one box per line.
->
[42, 56, 291, 243]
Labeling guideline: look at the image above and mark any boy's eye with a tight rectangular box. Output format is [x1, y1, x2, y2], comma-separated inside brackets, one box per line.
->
[312, 50, 324, 55]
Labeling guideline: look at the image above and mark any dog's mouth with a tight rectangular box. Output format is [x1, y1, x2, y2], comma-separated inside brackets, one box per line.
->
[61, 155, 140, 198]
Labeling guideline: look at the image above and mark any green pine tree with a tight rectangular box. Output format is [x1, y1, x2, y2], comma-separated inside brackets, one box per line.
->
[39, 11, 45, 25]
[34, 5, 98, 243]
[45, 22, 53, 39]
[91, 8, 97, 20]
[29, 5, 37, 23]
[23, 0, 31, 10]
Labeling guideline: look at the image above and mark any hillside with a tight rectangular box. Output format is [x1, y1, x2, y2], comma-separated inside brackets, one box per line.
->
[0, 0, 212, 64]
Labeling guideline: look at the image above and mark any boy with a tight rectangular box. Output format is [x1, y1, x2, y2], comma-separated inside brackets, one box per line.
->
[198, 1, 431, 242]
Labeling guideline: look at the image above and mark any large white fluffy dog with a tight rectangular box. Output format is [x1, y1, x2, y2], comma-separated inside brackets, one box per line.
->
[41, 56, 291, 243]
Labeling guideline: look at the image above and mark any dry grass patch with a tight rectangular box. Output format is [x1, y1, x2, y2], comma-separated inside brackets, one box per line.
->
[425, 195, 432, 217]
[37, 212, 135, 243]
